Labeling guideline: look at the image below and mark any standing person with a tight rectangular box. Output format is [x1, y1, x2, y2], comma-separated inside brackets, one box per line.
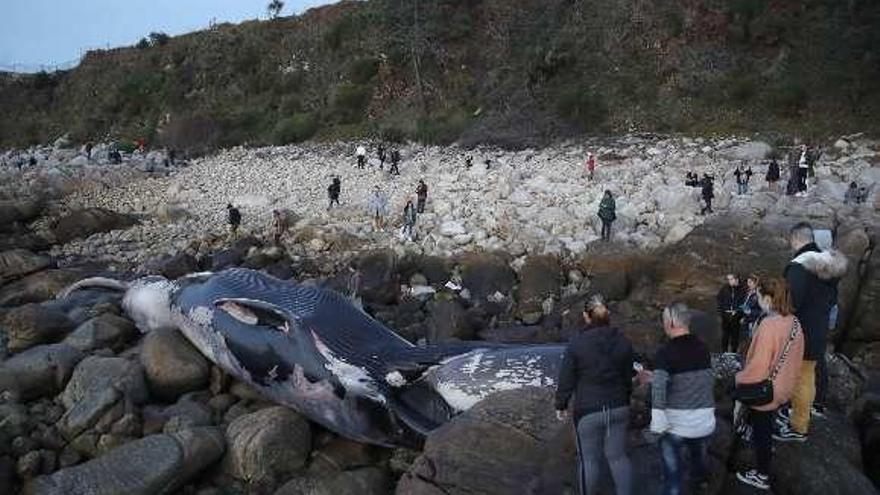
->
[402, 198, 417, 241]
[700, 175, 714, 215]
[649, 303, 716, 495]
[844, 182, 859, 204]
[598, 190, 616, 242]
[227, 204, 241, 236]
[765, 159, 780, 191]
[585, 152, 596, 180]
[555, 295, 636, 495]
[741, 274, 763, 341]
[734, 165, 747, 195]
[717, 274, 747, 353]
[416, 180, 428, 214]
[356, 144, 367, 169]
[377, 143, 387, 170]
[271, 209, 287, 245]
[168, 148, 176, 166]
[369, 186, 388, 230]
[797, 145, 809, 195]
[85, 142, 93, 160]
[735, 278, 804, 491]
[327, 177, 341, 210]
[465, 156, 473, 169]
[389, 149, 401, 175]
[775, 223, 848, 442]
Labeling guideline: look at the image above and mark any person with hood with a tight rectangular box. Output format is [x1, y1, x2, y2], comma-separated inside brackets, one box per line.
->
[416, 180, 428, 213]
[844, 182, 860, 204]
[775, 222, 848, 442]
[555, 294, 636, 495]
[700, 175, 714, 215]
[717, 274, 747, 353]
[598, 190, 616, 242]
[735, 278, 805, 491]
[649, 303, 716, 495]
[765, 159, 780, 191]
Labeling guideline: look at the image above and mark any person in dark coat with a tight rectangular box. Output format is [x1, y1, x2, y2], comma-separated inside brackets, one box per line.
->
[734, 165, 753, 195]
[598, 190, 616, 242]
[765, 159, 780, 191]
[390, 149, 401, 175]
[556, 294, 636, 495]
[700, 175, 714, 215]
[717, 273, 747, 353]
[227, 204, 241, 235]
[377, 143, 387, 170]
[740, 274, 762, 340]
[416, 180, 428, 213]
[327, 177, 341, 210]
[775, 223, 848, 442]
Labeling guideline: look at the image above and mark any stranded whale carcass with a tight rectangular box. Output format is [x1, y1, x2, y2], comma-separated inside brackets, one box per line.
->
[62, 268, 565, 447]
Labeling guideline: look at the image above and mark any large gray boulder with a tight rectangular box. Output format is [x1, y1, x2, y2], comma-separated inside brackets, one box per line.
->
[395, 388, 572, 495]
[63, 314, 138, 353]
[141, 329, 210, 402]
[58, 356, 148, 440]
[458, 253, 516, 304]
[355, 250, 400, 305]
[0, 269, 87, 307]
[51, 208, 138, 244]
[514, 255, 562, 323]
[0, 250, 51, 284]
[274, 467, 390, 495]
[2, 304, 75, 353]
[719, 141, 772, 161]
[0, 200, 42, 229]
[0, 343, 84, 400]
[223, 406, 312, 491]
[25, 427, 225, 495]
[425, 298, 473, 343]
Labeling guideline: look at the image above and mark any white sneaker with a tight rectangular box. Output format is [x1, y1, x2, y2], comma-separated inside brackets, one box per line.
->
[737, 469, 770, 490]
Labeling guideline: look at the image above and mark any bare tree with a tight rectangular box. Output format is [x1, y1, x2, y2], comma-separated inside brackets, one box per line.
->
[267, 0, 284, 20]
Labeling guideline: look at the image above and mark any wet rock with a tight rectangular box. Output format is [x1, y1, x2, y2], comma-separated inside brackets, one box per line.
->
[63, 313, 137, 353]
[514, 255, 562, 323]
[425, 298, 472, 342]
[0, 343, 84, 400]
[3, 304, 75, 353]
[223, 406, 312, 491]
[0, 269, 88, 307]
[58, 356, 148, 440]
[0, 199, 42, 229]
[355, 250, 399, 304]
[51, 208, 138, 244]
[162, 395, 214, 434]
[396, 388, 572, 495]
[307, 437, 384, 475]
[26, 427, 225, 495]
[143, 252, 199, 279]
[458, 253, 516, 304]
[141, 329, 210, 402]
[0, 250, 51, 284]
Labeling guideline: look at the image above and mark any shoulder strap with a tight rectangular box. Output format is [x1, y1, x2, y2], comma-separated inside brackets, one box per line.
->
[770, 318, 801, 381]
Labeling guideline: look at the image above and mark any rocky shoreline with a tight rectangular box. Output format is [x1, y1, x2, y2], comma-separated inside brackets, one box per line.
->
[1, 134, 879, 494]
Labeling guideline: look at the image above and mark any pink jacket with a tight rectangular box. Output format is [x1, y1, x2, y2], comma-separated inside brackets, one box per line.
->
[736, 315, 804, 411]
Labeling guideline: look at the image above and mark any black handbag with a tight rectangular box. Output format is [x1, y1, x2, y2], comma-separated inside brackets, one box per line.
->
[733, 318, 801, 407]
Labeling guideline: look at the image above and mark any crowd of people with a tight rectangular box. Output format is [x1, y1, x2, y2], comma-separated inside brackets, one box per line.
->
[555, 221, 848, 493]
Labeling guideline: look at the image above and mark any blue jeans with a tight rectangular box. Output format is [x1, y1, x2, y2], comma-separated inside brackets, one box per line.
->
[576, 407, 632, 495]
[658, 433, 710, 495]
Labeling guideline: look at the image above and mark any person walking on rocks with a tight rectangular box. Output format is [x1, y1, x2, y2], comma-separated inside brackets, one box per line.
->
[390, 149, 401, 175]
[717, 273, 747, 353]
[227, 204, 241, 236]
[369, 186, 388, 230]
[378, 143, 387, 170]
[700, 174, 714, 215]
[597, 190, 616, 242]
[734, 278, 804, 491]
[734, 164, 753, 195]
[797, 145, 809, 195]
[356, 144, 367, 169]
[416, 180, 428, 213]
[85, 142, 93, 160]
[648, 303, 716, 495]
[765, 159, 780, 191]
[585, 152, 597, 180]
[555, 294, 637, 495]
[271, 209, 287, 245]
[775, 223, 847, 442]
[402, 198, 417, 241]
[741, 274, 762, 341]
[327, 177, 341, 210]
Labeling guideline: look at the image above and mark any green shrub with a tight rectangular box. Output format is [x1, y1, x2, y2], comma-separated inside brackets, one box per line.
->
[413, 109, 471, 144]
[332, 84, 372, 123]
[555, 86, 608, 130]
[349, 58, 379, 85]
[273, 113, 318, 144]
[768, 81, 808, 114]
[149, 32, 171, 47]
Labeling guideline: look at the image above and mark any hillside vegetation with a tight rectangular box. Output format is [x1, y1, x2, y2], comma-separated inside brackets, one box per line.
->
[1, 0, 878, 152]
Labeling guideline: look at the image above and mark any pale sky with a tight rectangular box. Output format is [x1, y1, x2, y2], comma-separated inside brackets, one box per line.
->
[0, 0, 332, 72]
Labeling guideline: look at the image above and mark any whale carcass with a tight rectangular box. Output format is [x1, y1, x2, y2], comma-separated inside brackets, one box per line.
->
[62, 268, 564, 447]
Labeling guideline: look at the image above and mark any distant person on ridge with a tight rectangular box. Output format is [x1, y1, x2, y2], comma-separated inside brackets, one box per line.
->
[416, 180, 428, 213]
[390, 149, 401, 175]
[227, 204, 241, 236]
[402, 198, 417, 241]
[377, 143, 387, 170]
[765, 159, 780, 191]
[700, 174, 714, 215]
[327, 177, 341, 210]
[369, 186, 388, 230]
[598, 190, 616, 242]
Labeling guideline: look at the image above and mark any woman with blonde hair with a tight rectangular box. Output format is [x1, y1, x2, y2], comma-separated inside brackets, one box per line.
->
[735, 278, 804, 490]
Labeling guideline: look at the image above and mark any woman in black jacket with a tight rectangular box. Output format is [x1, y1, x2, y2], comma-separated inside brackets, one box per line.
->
[555, 295, 635, 495]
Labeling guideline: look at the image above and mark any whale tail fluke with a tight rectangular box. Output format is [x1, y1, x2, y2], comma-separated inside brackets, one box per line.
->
[58, 277, 131, 300]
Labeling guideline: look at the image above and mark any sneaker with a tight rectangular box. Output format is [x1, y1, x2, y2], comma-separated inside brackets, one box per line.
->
[811, 404, 827, 418]
[737, 469, 770, 490]
[778, 406, 792, 422]
[773, 426, 807, 442]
